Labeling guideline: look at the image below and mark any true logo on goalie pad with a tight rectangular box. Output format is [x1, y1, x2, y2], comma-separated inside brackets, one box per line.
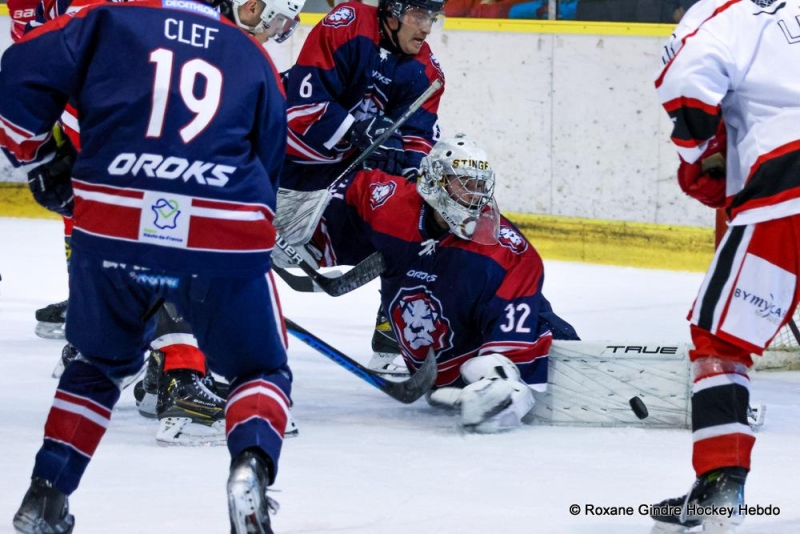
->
[605, 345, 679, 354]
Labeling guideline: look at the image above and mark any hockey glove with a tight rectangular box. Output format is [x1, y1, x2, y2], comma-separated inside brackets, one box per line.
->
[349, 116, 404, 176]
[27, 139, 76, 218]
[427, 353, 535, 433]
[676, 121, 727, 208]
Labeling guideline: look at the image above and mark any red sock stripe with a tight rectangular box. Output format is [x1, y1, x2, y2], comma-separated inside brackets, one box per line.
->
[693, 432, 755, 475]
[226, 381, 289, 439]
[161, 344, 206, 374]
[44, 391, 112, 458]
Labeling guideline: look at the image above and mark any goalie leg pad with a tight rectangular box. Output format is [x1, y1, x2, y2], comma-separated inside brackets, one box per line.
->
[460, 377, 534, 434]
[460, 353, 521, 384]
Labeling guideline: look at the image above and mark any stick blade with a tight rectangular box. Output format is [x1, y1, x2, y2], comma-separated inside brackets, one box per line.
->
[382, 349, 437, 404]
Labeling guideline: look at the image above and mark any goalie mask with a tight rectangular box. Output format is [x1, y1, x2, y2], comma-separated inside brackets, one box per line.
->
[418, 134, 500, 245]
[225, 0, 303, 43]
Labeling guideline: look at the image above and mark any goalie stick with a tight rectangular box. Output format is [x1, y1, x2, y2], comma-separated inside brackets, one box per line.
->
[284, 318, 436, 403]
[271, 79, 443, 296]
[273, 244, 386, 296]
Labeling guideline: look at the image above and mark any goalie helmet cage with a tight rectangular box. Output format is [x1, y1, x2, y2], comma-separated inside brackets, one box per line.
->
[715, 208, 800, 370]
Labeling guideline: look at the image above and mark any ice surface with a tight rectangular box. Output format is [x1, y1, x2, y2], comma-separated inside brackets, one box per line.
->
[1, 217, 798, 533]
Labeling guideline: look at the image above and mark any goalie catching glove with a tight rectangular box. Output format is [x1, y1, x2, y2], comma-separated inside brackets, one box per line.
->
[349, 116, 404, 176]
[27, 135, 76, 218]
[427, 354, 535, 434]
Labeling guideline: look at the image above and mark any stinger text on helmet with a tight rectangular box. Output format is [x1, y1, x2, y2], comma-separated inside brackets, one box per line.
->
[417, 134, 500, 245]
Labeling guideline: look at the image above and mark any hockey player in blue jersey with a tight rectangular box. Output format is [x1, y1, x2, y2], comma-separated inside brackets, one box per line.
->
[311, 134, 579, 432]
[278, 0, 447, 374]
[282, 0, 445, 188]
[0, 0, 300, 532]
[28, 0, 306, 448]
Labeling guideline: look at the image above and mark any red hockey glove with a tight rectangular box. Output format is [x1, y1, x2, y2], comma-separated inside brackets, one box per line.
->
[676, 124, 727, 208]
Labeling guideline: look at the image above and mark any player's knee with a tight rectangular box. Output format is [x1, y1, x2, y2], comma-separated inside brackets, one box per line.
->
[690, 324, 754, 368]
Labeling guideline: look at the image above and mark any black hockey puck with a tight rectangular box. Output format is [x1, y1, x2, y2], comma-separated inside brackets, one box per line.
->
[629, 396, 649, 420]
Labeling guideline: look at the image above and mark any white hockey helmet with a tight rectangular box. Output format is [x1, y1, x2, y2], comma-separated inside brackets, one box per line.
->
[229, 0, 303, 43]
[418, 134, 500, 245]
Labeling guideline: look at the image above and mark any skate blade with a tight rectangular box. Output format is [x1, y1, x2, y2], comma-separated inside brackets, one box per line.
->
[35, 322, 66, 340]
[137, 393, 157, 419]
[650, 521, 701, 533]
[285, 415, 299, 439]
[747, 403, 766, 429]
[228, 480, 272, 534]
[156, 417, 226, 447]
[13, 512, 75, 534]
[51, 358, 67, 379]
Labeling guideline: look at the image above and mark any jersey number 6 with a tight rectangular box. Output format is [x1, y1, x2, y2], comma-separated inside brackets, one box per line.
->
[146, 48, 223, 143]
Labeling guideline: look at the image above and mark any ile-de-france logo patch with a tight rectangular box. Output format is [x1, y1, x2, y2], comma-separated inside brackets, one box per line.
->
[323, 5, 356, 28]
[498, 225, 528, 254]
[369, 181, 397, 209]
[152, 198, 181, 230]
[389, 286, 453, 361]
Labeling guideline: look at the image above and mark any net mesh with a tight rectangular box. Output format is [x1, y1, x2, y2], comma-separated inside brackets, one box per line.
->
[769, 317, 800, 351]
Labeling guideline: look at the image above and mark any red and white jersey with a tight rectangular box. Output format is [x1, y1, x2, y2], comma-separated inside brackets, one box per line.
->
[656, 0, 800, 225]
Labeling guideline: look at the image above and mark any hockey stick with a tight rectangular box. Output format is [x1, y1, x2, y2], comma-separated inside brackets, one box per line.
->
[327, 78, 443, 193]
[271, 79, 442, 296]
[274, 242, 386, 296]
[284, 318, 437, 403]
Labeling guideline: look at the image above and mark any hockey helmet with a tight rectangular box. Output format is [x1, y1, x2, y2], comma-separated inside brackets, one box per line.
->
[379, 0, 445, 24]
[219, 0, 303, 42]
[418, 134, 500, 244]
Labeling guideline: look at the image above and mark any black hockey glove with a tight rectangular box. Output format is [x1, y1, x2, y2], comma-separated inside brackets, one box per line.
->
[349, 116, 404, 176]
[27, 138, 76, 218]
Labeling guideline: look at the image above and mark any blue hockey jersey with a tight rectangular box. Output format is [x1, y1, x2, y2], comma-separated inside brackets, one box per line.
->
[0, 0, 287, 275]
[282, 2, 444, 189]
[316, 169, 579, 390]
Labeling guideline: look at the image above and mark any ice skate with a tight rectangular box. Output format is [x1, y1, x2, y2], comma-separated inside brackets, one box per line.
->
[13, 477, 74, 534]
[133, 350, 164, 418]
[34, 300, 67, 340]
[155, 369, 225, 446]
[227, 450, 276, 534]
[368, 306, 409, 377]
[651, 467, 747, 533]
[51, 344, 79, 379]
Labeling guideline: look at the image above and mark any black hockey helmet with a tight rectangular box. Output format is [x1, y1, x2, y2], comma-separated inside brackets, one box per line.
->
[379, 0, 445, 20]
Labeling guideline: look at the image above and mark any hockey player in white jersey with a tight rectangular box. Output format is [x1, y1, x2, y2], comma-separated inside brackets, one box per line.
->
[652, 0, 800, 531]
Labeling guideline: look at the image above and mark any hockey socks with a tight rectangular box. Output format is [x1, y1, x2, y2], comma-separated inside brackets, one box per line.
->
[225, 373, 291, 484]
[33, 360, 120, 495]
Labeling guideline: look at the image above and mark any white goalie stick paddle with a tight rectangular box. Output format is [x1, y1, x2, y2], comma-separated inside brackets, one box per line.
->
[284, 317, 436, 403]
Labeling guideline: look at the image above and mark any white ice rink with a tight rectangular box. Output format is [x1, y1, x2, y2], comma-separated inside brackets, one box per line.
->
[1, 217, 799, 533]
